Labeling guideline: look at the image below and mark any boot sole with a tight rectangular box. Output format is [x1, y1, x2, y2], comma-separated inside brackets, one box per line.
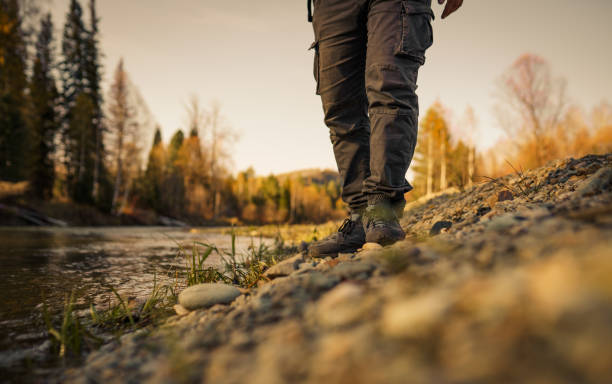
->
[365, 233, 405, 247]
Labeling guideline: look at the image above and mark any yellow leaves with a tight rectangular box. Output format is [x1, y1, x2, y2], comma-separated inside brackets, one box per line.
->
[0, 13, 15, 34]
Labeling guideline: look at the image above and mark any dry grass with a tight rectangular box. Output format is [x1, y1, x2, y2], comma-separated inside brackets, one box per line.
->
[0, 181, 28, 200]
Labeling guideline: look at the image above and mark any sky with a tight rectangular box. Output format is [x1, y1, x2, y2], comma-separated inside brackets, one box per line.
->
[45, 0, 612, 176]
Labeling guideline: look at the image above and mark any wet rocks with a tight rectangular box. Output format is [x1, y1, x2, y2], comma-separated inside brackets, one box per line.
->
[178, 283, 241, 310]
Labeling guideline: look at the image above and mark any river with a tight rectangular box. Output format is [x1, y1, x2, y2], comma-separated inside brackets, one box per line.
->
[0, 226, 271, 382]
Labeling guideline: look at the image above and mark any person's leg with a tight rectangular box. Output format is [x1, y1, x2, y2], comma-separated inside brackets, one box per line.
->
[363, 0, 434, 243]
[308, 0, 370, 257]
[312, 0, 370, 213]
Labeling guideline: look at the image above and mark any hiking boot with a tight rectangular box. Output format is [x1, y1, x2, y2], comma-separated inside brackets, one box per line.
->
[308, 214, 366, 258]
[363, 201, 406, 246]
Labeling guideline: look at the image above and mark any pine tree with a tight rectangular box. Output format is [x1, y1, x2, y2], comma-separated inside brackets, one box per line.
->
[70, 92, 95, 201]
[162, 129, 186, 217]
[28, 13, 59, 198]
[0, 0, 29, 181]
[84, 0, 104, 202]
[60, 0, 91, 200]
[143, 127, 165, 210]
[167, 129, 184, 170]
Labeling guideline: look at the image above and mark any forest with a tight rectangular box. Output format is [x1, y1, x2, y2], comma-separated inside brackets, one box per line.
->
[1, 0, 611, 225]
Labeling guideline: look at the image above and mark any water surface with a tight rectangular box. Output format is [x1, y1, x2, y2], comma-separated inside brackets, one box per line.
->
[0, 226, 269, 380]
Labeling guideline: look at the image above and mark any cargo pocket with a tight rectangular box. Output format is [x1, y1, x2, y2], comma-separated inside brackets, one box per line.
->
[309, 40, 320, 95]
[395, 1, 434, 65]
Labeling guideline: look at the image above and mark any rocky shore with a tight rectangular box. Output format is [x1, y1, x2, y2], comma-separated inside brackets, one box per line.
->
[64, 154, 612, 384]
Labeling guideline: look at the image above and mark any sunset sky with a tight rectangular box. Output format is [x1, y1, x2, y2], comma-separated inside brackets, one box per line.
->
[45, 0, 612, 175]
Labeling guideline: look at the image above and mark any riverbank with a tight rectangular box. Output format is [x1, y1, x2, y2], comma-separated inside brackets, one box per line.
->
[0, 190, 342, 230]
[63, 154, 612, 383]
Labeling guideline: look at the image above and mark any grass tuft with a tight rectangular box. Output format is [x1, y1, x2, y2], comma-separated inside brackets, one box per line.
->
[41, 230, 295, 360]
[480, 160, 545, 198]
[180, 229, 296, 289]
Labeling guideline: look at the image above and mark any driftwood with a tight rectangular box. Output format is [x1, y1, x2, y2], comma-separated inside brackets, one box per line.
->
[0, 203, 68, 227]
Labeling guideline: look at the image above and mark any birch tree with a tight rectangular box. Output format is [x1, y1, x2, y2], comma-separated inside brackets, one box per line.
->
[495, 53, 567, 168]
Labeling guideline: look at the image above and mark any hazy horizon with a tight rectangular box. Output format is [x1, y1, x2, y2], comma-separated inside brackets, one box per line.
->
[45, 0, 612, 175]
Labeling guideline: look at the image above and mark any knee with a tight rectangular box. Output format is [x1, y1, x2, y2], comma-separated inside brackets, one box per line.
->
[328, 119, 370, 144]
[366, 63, 419, 115]
[323, 98, 371, 141]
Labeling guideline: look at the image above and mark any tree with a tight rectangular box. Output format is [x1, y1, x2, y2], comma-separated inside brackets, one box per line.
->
[142, 127, 164, 209]
[60, 0, 91, 200]
[413, 102, 451, 196]
[84, 0, 105, 202]
[460, 106, 477, 188]
[107, 59, 136, 213]
[167, 128, 184, 169]
[27, 13, 59, 198]
[204, 101, 237, 218]
[161, 129, 186, 217]
[0, 0, 29, 181]
[590, 101, 612, 154]
[495, 53, 567, 168]
[176, 128, 208, 217]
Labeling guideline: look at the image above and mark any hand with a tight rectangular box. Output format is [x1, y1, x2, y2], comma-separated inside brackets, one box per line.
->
[438, 0, 463, 19]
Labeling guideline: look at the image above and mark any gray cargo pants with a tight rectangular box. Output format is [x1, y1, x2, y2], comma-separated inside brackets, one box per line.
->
[310, 0, 433, 213]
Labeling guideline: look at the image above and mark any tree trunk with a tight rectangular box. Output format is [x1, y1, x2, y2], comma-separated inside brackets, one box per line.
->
[467, 146, 474, 188]
[440, 130, 447, 191]
[119, 174, 131, 214]
[426, 131, 433, 196]
[92, 124, 100, 202]
[111, 135, 123, 214]
[78, 128, 85, 182]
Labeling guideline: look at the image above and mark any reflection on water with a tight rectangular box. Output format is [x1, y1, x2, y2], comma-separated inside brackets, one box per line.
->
[0, 226, 269, 379]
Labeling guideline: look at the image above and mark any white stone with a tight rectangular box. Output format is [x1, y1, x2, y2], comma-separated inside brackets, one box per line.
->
[362, 242, 383, 251]
[178, 283, 241, 310]
[173, 304, 190, 316]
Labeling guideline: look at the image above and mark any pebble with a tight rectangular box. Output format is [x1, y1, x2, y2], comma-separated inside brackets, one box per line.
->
[430, 220, 452, 236]
[486, 214, 521, 232]
[331, 261, 376, 280]
[362, 242, 383, 250]
[263, 254, 303, 278]
[381, 290, 449, 338]
[178, 283, 241, 310]
[173, 304, 190, 316]
[315, 283, 366, 328]
[575, 166, 612, 197]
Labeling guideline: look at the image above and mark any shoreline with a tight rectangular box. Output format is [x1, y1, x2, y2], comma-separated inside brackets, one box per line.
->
[57, 154, 612, 384]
